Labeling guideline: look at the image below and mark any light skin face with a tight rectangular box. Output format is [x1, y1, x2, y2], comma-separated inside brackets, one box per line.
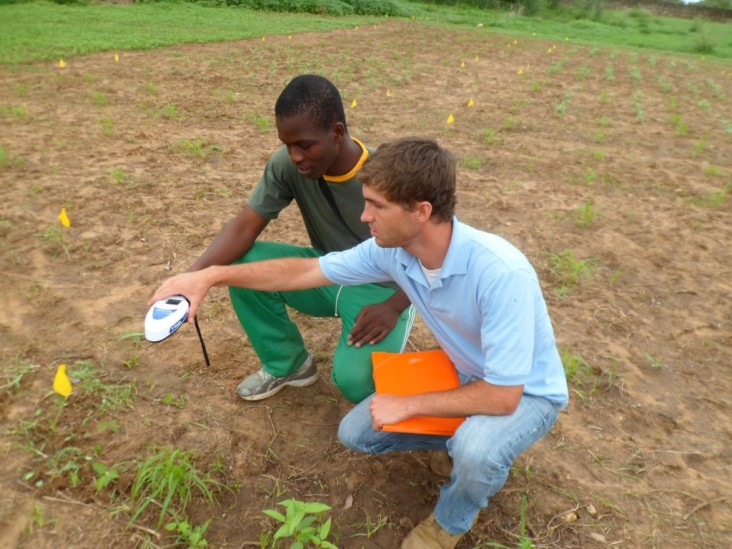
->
[360, 185, 420, 249]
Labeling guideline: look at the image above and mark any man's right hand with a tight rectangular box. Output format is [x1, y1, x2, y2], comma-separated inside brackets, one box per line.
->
[149, 268, 216, 321]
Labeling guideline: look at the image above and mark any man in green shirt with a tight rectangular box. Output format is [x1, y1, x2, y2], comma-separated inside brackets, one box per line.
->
[185, 74, 414, 403]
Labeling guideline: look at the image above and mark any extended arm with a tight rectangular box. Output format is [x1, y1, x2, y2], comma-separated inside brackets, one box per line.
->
[369, 380, 524, 430]
[149, 257, 331, 321]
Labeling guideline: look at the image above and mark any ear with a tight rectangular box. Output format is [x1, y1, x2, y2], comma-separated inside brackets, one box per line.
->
[414, 201, 433, 222]
[331, 121, 346, 143]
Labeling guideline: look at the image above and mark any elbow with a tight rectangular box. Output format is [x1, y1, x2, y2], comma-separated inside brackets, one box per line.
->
[489, 385, 524, 416]
[500, 400, 520, 415]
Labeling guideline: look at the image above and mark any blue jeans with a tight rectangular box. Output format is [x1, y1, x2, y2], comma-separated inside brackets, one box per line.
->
[338, 393, 560, 534]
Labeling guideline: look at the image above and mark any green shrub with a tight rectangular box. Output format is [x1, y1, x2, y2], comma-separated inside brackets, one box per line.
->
[187, 0, 405, 16]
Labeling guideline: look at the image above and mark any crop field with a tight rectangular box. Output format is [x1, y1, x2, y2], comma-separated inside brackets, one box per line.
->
[1, 17, 731, 549]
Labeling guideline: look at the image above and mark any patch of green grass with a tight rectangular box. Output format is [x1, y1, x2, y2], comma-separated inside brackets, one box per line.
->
[483, 127, 501, 145]
[461, 156, 481, 170]
[574, 199, 597, 227]
[671, 114, 688, 136]
[131, 446, 225, 528]
[629, 66, 642, 85]
[158, 102, 177, 119]
[68, 360, 136, 413]
[91, 91, 107, 107]
[253, 114, 270, 130]
[689, 185, 728, 208]
[0, 4, 378, 64]
[632, 91, 645, 123]
[604, 63, 615, 82]
[644, 352, 663, 369]
[584, 168, 597, 184]
[555, 92, 572, 117]
[546, 249, 597, 296]
[503, 115, 526, 131]
[703, 164, 722, 177]
[2, 1, 731, 66]
[0, 359, 40, 395]
[0, 105, 29, 119]
[169, 138, 223, 159]
[576, 63, 590, 80]
[100, 116, 114, 136]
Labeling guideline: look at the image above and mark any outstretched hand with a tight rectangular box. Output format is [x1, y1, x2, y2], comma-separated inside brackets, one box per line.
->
[148, 269, 213, 322]
[348, 300, 402, 348]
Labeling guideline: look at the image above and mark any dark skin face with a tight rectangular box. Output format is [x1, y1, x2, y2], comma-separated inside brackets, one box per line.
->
[276, 112, 361, 180]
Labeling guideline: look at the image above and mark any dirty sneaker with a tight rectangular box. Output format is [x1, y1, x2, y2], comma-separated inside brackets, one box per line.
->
[236, 354, 317, 401]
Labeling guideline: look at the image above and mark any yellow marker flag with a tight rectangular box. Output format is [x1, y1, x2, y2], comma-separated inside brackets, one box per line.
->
[518, 69, 523, 75]
[351, 99, 358, 108]
[386, 89, 391, 97]
[262, 36, 266, 42]
[114, 53, 119, 62]
[58, 59, 66, 68]
[54, 364, 72, 398]
[59, 207, 71, 228]
[475, 55, 479, 62]
[460, 61, 465, 68]
[288, 35, 292, 40]
[447, 114, 455, 124]
[467, 98, 474, 107]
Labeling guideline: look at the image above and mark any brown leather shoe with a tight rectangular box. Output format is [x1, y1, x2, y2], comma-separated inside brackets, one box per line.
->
[430, 450, 453, 478]
[401, 513, 464, 549]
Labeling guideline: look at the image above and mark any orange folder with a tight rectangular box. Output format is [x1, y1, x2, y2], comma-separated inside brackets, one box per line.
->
[372, 350, 466, 436]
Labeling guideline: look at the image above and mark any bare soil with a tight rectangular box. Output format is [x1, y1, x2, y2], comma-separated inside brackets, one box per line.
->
[1, 21, 730, 549]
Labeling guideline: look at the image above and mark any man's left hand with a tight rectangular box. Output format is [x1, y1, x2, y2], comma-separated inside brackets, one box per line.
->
[348, 300, 401, 348]
[370, 394, 413, 430]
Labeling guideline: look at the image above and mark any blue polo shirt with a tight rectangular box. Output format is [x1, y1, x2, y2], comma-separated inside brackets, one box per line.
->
[318, 218, 568, 407]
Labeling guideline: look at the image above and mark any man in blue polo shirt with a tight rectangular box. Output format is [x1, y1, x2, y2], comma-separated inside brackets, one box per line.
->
[150, 137, 568, 549]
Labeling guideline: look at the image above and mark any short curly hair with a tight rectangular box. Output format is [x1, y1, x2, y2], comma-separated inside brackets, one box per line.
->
[359, 137, 456, 222]
[274, 74, 347, 132]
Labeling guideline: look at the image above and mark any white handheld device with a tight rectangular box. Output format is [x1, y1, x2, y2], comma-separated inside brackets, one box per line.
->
[144, 295, 189, 342]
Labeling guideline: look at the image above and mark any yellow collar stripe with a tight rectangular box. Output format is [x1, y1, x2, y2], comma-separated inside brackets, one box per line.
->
[323, 137, 368, 183]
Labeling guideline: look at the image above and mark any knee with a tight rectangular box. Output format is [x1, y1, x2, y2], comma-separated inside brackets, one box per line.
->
[337, 401, 374, 452]
[451, 437, 510, 476]
[337, 416, 360, 451]
[332, 375, 373, 404]
[331, 357, 375, 404]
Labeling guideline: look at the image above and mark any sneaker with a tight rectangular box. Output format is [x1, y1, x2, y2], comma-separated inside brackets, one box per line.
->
[236, 354, 317, 401]
[401, 514, 464, 549]
[430, 450, 453, 478]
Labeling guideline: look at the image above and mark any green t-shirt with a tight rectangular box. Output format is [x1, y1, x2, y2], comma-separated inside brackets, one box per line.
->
[247, 143, 371, 254]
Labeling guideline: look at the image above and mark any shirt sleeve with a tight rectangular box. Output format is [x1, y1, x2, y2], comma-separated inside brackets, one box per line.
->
[479, 268, 536, 386]
[318, 239, 394, 285]
[247, 148, 294, 220]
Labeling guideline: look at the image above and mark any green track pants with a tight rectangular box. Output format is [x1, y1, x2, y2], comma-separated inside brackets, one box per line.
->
[229, 242, 415, 403]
